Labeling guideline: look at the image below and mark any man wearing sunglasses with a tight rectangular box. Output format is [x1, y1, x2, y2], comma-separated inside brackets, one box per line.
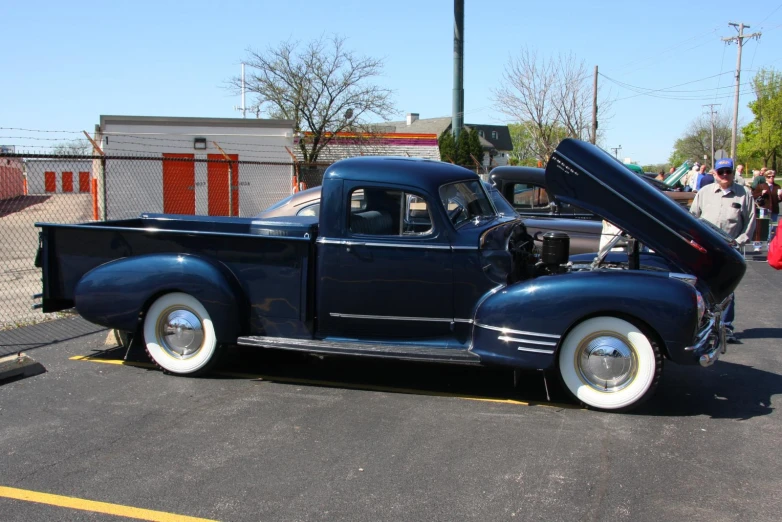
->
[690, 157, 756, 343]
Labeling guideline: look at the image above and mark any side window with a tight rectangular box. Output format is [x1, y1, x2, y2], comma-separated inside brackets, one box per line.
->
[348, 188, 433, 236]
[404, 194, 433, 235]
[510, 183, 549, 209]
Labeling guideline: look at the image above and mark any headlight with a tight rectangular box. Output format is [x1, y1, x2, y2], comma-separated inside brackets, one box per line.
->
[695, 289, 706, 323]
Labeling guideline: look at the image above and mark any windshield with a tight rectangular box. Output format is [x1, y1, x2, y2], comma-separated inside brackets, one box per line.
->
[484, 182, 517, 217]
[439, 180, 496, 227]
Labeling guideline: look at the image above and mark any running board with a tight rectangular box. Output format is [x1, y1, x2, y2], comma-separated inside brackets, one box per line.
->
[236, 336, 481, 365]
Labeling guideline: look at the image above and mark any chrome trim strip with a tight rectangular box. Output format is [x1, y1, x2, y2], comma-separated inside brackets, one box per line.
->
[363, 242, 451, 250]
[516, 347, 555, 355]
[475, 323, 561, 339]
[467, 285, 506, 353]
[498, 335, 557, 347]
[553, 151, 697, 249]
[452, 245, 479, 251]
[330, 313, 452, 323]
[316, 238, 348, 245]
[316, 237, 450, 250]
[453, 318, 474, 324]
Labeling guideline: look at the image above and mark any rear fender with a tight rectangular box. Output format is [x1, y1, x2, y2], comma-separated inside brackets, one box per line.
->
[472, 270, 699, 369]
[74, 253, 247, 343]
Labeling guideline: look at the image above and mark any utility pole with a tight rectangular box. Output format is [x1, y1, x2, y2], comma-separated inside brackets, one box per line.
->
[611, 145, 622, 159]
[591, 65, 598, 144]
[703, 103, 719, 168]
[452, 0, 465, 139]
[722, 22, 761, 160]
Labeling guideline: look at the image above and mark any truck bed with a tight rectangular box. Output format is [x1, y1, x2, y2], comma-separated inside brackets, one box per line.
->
[36, 214, 319, 335]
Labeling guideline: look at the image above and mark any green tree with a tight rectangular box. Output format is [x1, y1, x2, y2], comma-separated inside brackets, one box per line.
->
[507, 122, 537, 165]
[438, 130, 456, 163]
[468, 128, 484, 166]
[738, 68, 782, 171]
[234, 35, 395, 163]
[456, 129, 471, 166]
[669, 112, 732, 167]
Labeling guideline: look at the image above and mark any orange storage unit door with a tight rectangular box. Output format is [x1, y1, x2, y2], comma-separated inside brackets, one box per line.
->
[207, 154, 239, 216]
[79, 172, 90, 193]
[62, 172, 73, 193]
[162, 153, 196, 215]
[45, 171, 56, 193]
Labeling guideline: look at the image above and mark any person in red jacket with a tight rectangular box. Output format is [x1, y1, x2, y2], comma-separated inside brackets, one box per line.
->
[769, 228, 782, 269]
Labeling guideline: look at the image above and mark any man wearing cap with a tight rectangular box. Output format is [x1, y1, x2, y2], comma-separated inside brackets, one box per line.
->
[690, 158, 755, 343]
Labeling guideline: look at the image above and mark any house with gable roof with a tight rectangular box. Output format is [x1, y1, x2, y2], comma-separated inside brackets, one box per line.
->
[385, 113, 513, 168]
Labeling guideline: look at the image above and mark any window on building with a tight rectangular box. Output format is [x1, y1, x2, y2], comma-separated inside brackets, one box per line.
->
[491, 131, 498, 140]
[478, 130, 484, 137]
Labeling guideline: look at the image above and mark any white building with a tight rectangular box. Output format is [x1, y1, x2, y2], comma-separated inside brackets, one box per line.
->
[98, 116, 295, 219]
[25, 160, 93, 195]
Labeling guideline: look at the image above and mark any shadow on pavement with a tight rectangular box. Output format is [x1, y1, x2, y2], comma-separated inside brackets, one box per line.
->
[736, 327, 782, 340]
[0, 316, 106, 356]
[635, 361, 781, 420]
[0, 195, 51, 218]
[90, 343, 782, 419]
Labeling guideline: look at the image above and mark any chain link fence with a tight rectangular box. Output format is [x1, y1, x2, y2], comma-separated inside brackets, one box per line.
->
[0, 153, 326, 354]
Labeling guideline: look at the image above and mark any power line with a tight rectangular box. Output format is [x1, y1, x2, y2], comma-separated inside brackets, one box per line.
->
[0, 127, 82, 134]
[612, 27, 722, 73]
[723, 21, 761, 159]
[759, 3, 782, 25]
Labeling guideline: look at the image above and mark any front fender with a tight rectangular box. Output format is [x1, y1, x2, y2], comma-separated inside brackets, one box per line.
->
[472, 270, 699, 369]
[74, 253, 247, 342]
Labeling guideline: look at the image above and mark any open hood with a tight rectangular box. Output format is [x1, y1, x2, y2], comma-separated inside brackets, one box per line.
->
[545, 139, 745, 302]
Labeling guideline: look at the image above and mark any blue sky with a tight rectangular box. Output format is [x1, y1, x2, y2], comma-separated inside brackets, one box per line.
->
[1, 0, 781, 165]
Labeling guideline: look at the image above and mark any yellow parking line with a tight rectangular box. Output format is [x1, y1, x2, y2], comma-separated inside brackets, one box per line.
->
[0, 486, 218, 522]
[71, 354, 574, 409]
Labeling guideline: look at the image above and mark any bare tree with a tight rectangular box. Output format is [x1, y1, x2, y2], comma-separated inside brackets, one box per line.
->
[492, 47, 611, 162]
[233, 35, 396, 163]
[52, 139, 91, 156]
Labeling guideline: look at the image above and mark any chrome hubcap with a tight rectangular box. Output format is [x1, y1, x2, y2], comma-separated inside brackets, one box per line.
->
[157, 308, 204, 359]
[576, 334, 637, 392]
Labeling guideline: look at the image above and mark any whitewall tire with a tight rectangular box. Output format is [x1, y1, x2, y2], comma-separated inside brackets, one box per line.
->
[558, 316, 661, 411]
[143, 292, 219, 376]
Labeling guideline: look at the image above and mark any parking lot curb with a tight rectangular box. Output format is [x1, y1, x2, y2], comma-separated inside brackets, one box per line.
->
[0, 353, 46, 383]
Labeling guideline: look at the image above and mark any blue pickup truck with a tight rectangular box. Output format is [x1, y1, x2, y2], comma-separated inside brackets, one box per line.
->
[36, 139, 746, 411]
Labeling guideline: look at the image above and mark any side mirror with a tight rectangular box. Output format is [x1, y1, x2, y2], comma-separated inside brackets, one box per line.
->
[548, 201, 560, 214]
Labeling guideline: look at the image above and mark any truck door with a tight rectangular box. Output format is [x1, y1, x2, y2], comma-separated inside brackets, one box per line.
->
[317, 183, 454, 340]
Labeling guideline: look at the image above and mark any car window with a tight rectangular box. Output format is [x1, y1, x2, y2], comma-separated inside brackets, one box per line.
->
[510, 183, 549, 209]
[347, 187, 433, 236]
[439, 180, 495, 227]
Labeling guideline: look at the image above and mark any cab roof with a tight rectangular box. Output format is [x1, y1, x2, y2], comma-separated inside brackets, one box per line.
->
[324, 156, 480, 194]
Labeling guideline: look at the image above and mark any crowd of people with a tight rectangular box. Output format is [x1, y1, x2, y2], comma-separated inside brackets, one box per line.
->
[654, 161, 781, 221]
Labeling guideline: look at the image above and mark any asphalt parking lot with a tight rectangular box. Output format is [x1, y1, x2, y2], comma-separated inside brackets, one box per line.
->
[1, 257, 781, 522]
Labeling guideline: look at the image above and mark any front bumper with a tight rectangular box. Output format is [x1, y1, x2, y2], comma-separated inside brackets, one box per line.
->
[685, 296, 731, 367]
